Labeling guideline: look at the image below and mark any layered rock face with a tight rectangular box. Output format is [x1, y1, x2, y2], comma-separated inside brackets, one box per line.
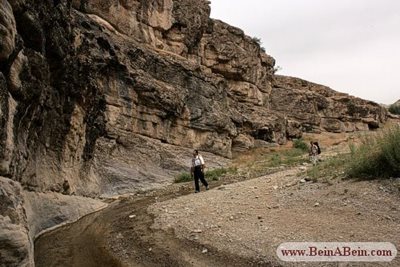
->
[0, 0, 388, 265]
[272, 76, 387, 133]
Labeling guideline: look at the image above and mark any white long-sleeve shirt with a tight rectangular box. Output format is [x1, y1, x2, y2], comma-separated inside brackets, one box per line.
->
[192, 155, 205, 167]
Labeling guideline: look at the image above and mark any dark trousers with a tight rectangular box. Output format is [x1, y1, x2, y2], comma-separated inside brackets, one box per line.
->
[193, 166, 208, 191]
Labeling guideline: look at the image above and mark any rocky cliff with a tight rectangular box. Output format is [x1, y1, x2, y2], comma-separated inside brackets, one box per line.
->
[0, 0, 388, 265]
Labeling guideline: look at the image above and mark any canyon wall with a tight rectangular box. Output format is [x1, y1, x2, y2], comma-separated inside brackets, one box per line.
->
[0, 0, 387, 265]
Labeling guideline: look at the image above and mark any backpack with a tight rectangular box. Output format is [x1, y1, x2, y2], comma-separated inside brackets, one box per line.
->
[315, 142, 321, 154]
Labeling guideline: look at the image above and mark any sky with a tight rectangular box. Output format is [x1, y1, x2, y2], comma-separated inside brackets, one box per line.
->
[210, 0, 400, 104]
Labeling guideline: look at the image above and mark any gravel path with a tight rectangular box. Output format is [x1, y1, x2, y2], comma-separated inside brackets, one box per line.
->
[150, 167, 400, 266]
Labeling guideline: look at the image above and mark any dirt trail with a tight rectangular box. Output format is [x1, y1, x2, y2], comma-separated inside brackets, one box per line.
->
[35, 135, 400, 266]
[35, 164, 400, 267]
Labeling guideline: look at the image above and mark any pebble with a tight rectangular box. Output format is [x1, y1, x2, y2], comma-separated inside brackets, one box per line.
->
[192, 229, 202, 233]
[314, 202, 320, 207]
[300, 179, 306, 183]
[202, 248, 208, 254]
[129, 214, 136, 219]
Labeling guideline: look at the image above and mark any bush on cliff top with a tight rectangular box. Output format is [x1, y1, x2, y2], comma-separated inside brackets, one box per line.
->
[388, 104, 400, 115]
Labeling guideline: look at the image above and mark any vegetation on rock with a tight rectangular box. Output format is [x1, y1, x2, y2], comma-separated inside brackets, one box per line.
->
[388, 104, 400, 115]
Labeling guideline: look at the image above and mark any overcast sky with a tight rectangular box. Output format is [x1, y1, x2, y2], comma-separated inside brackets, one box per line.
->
[210, 0, 400, 104]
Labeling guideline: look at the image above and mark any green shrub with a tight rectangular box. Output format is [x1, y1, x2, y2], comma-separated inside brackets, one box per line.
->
[206, 168, 227, 181]
[293, 139, 309, 151]
[174, 167, 237, 183]
[174, 172, 192, 183]
[388, 104, 400, 115]
[346, 125, 400, 178]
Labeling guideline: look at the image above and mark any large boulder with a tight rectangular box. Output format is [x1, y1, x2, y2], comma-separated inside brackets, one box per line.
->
[0, 177, 33, 267]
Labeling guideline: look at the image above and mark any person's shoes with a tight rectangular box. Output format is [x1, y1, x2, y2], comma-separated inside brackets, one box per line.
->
[205, 186, 209, 190]
[195, 190, 200, 193]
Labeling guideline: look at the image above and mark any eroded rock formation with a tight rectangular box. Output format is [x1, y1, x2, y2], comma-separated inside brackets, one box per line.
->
[0, 0, 388, 265]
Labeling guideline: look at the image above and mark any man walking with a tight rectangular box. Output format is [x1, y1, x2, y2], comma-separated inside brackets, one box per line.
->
[191, 150, 209, 193]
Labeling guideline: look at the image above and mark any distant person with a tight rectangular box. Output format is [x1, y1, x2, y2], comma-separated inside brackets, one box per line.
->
[191, 150, 209, 193]
[309, 141, 320, 165]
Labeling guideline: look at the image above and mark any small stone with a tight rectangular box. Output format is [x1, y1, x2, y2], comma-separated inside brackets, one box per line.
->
[300, 179, 306, 183]
[314, 202, 320, 207]
[273, 186, 278, 190]
[192, 229, 202, 233]
[229, 216, 234, 220]
[385, 215, 392, 221]
[202, 248, 208, 254]
[148, 248, 152, 252]
[128, 214, 136, 219]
